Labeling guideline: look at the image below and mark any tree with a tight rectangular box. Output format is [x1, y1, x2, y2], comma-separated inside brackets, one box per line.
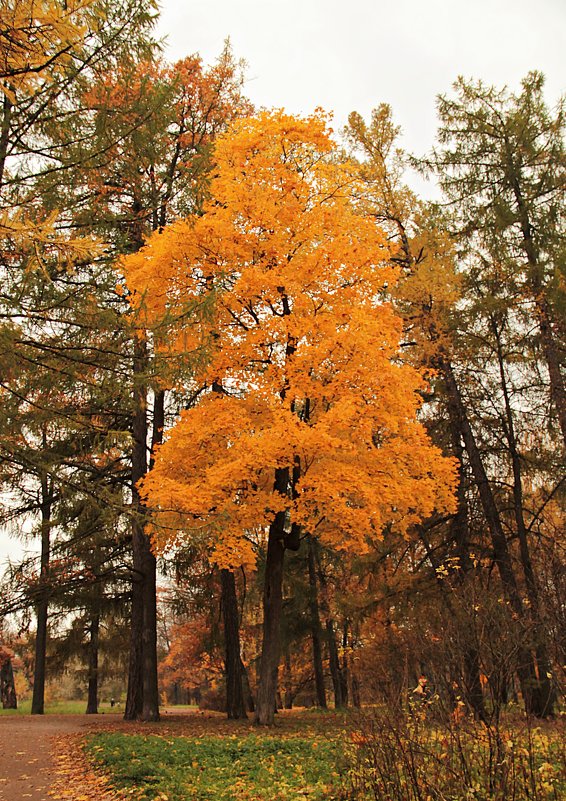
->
[121, 109, 457, 725]
[421, 72, 565, 446]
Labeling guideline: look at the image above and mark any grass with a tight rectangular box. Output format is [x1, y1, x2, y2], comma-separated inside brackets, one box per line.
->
[0, 699, 120, 715]
[84, 730, 347, 801]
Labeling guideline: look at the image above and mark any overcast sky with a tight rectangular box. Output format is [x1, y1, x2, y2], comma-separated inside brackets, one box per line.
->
[157, 0, 565, 177]
[0, 0, 564, 570]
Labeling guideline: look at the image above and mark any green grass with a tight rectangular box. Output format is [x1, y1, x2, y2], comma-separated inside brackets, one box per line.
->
[0, 699, 120, 715]
[85, 731, 346, 800]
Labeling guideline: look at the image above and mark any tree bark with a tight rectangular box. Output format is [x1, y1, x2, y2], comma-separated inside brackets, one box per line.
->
[0, 655, 17, 709]
[220, 568, 247, 719]
[306, 536, 327, 708]
[86, 611, 100, 714]
[326, 619, 344, 708]
[440, 357, 551, 716]
[125, 336, 160, 721]
[255, 479, 287, 725]
[491, 321, 555, 715]
[31, 470, 52, 715]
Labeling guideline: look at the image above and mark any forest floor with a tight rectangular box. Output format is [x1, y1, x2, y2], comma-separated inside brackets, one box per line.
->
[0, 708, 347, 801]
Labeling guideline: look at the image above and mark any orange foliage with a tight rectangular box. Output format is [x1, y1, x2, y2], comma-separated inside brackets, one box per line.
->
[121, 110, 458, 568]
[159, 616, 223, 694]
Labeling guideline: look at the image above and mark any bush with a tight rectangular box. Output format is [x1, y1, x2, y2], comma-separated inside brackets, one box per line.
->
[344, 700, 565, 801]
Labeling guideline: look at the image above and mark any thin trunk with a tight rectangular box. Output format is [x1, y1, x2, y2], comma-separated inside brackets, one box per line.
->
[86, 611, 100, 714]
[221, 568, 247, 719]
[283, 646, 293, 709]
[241, 659, 255, 713]
[326, 619, 344, 708]
[313, 541, 345, 708]
[307, 536, 326, 708]
[440, 357, 549, 716]
[510, 172, 566, 446]
[341, 621, 349, 706]
[435, 410, 486, 720]
[0, 91, 13, 189]
[492, 321, 555, 715]
[31, 469, 52, 716]
[0, 656, 17, 709]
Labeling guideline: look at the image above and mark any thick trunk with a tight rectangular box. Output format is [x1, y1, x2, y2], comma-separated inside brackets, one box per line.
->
[255, 493, 286, 725]
[307, 537, 326, 708]
[0, 656, 17, 709]
[31, 473, 52, 715]
[141, 542, 159, 721]
[125, 337, 160, 721]
[441, 358, 550, 716]
[86, 611, 100, 714]
[221, 569, 247, 719]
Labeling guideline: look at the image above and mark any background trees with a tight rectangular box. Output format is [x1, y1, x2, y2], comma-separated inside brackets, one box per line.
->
[121, 110, 457, 724]
[0, 5, 563, 728]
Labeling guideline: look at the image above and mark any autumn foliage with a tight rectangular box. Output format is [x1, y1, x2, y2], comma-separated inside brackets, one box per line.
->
[121, 110, 457, 568]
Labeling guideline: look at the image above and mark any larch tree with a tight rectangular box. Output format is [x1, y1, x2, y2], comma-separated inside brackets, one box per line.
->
[347, 92, 562, 717]
[121, 110, 457, 725]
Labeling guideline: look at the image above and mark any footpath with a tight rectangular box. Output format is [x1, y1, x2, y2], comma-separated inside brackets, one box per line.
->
[0, 713, 122, 801]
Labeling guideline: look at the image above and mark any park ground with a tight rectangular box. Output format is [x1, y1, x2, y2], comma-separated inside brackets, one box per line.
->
[1, 703, 564, 801]
[0, 705, 349, 801]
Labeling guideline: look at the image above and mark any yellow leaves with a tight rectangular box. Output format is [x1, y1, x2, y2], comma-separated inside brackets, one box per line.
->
[124, 110, 457, 567]
[0, 0, 95, 99]
[0, 210, 104, 272]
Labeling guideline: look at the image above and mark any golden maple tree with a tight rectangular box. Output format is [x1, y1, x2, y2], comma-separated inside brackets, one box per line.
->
[121, 109, 457, 723]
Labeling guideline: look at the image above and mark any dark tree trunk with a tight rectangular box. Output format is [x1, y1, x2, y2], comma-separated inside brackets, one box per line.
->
[221, 568, 247, 719]
[124, 534, 143, 720]
[283, 646, 293, 709]
[241, 658, 255, 713]
[307, 537, 326, 708]
[326, 619, 344, 708]
[0, 656, 17, 709]
[86, 611, 100, 714]
[510, 176, 566, 447]
[341, 621, 349, 706]
[441, 357, 551, 717]
[31, 471, 52, 716]
[255, 480, 287, 725]
[492, 319, 555, 715]
[125, 336, 160, 722]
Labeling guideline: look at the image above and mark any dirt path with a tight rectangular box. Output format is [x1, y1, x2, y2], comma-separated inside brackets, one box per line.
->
[0, 713, 123, 801]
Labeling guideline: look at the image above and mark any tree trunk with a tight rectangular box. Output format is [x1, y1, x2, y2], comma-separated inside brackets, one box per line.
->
[491, 320, 555, 715]
[86, 611, 100, 714]
[326, 619, 344, 708]
[125, 336, 160, 722]
[221, 568, 247, 719]
[510, 176, 566, 447]
[31, 471, 52, 715]
[241, 659, 255, 713]
[306, 536, 326, 708]
[255, 483, 287, 725]
[441, 357, 550, 717]
[0, 656, 17, 709]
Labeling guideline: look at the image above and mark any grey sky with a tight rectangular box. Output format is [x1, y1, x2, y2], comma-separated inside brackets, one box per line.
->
[157, 0, 565, 175]
[0, 0, 564, 570]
